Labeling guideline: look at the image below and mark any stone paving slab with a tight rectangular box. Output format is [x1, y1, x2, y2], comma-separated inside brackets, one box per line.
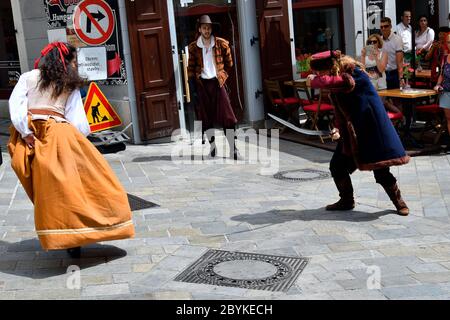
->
[1, 120, 450, 299]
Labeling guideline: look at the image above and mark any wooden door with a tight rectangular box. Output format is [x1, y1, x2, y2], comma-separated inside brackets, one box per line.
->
[256, 0, 292, 81]
[125, 0, 179, 141]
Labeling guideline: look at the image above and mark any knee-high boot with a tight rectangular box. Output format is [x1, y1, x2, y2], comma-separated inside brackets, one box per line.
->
[326, 176, 355, 211]
[380, 182, 409, 216]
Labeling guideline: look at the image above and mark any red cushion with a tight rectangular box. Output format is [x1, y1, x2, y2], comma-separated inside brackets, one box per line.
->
[303, 103, 334, 112]
[412, 81, 429, 88]
[300, 99, 312, 105]
[273, 97, 301, 105]
[416, 104, 441, 113]
[387, 112, 403, 120]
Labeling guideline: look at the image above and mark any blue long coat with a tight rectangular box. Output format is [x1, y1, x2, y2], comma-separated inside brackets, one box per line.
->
[326, 68, 410, 171]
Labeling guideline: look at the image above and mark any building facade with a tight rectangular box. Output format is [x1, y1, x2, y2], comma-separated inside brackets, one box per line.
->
[0, 0, 448, 144]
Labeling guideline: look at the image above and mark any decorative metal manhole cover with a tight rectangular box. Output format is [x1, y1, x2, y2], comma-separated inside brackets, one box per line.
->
[175, 250, 309, 292]
[127, 194, 159, 211]
[274, 169, 331, 182]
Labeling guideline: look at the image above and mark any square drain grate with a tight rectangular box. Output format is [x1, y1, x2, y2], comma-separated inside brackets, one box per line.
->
[127, 194, 159, 211]
[175, 249, 309, 292]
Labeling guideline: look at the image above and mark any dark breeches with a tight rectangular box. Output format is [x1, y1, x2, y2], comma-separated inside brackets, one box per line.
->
[330, 148, 397, 186]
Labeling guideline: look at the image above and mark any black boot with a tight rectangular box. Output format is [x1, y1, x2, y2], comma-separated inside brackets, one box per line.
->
[226, 134, 243, 160]
[67, 247, 81, 259]
[326, 176, 355, 211]
[208, 136, 216, 158]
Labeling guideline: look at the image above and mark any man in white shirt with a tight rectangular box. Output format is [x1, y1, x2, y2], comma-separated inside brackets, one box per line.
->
[381, 17, 405, 89]
[395, 11, 412, 60]
[188, 15, 240, 160]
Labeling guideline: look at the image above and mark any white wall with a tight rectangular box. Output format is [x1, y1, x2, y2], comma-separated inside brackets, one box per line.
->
[237, 0, 265, 125]
[384, 0, 397, 26]
[440, 0, 450, 26]
[344, 0, 359, 58]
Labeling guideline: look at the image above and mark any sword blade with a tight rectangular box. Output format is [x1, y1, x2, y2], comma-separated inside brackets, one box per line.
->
[268, 113, 331, 136]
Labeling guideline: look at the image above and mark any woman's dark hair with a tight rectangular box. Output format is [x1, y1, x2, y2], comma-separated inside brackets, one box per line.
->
[37, 43, 84, 100]
[417, 15, 428, 28]
[437, 26, 450, 40]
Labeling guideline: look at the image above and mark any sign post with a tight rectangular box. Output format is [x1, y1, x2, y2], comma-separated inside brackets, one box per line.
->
[84, 82, 122, 133]
[73, 0, 115, 46]
[44, 0, 126, 85]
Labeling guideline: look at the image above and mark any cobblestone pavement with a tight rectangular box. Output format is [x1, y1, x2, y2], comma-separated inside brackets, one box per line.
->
[1, 122, 450, 300]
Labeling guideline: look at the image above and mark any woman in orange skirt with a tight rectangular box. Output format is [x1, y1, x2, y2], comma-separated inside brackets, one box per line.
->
[8, 42, 134, 258]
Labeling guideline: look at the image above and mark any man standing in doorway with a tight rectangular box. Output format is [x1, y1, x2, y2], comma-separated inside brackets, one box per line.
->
[188, 15, 241, 160]
[381, 17, 405, 89]
[395, 10, 413, 62]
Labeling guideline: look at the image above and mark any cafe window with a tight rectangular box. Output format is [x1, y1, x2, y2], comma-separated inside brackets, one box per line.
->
[0, 1, 20, 99]
[292, 0, 343, 76]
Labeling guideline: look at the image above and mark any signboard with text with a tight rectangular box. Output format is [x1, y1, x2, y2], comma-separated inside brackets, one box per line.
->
[367, 0, 385, 36]
[44, 0, 126, 85]
[77, 46, 108, 81]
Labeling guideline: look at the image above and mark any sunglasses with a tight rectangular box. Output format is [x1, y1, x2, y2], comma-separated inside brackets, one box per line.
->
[368, 40, 378, 44]
[380, 25, 390, 29]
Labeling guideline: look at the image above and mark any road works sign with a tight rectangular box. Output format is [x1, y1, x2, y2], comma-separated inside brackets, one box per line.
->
[84, 82, 122, 132]
[73, 0, 115, 46]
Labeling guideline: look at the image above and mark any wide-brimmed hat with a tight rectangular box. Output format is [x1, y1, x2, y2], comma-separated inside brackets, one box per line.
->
[199, 15, 213, 25]
[196, 15, 221, 32]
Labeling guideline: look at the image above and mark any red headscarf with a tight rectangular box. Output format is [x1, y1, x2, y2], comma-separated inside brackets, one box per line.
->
[34, 42, 70, 71]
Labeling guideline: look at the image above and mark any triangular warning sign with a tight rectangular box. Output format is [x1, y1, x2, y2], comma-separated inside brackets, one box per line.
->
[84, 82, 122, 133]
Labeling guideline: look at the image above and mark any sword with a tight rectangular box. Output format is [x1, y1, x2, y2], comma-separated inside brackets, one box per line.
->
[268, 113, 331, 136]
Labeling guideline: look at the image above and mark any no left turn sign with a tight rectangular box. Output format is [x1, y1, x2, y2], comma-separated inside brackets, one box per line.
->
[73, 0, 115, 46]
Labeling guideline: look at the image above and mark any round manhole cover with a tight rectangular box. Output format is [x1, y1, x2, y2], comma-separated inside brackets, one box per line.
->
[213, 260, 278, 280]
[197, 256, 293, 288]
[274, 169, 331, 182]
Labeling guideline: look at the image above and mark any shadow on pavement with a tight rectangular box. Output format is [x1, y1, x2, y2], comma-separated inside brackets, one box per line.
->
[0, 238, 127, 279]
[231, 208, 393, 226]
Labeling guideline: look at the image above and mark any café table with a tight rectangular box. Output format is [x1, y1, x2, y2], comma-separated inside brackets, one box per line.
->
[377, 88, 438, 147]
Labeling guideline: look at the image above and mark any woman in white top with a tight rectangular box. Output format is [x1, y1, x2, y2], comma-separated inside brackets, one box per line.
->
[361, 34, 402, 114]
[8, 42, 134, 257]
[415, 15, 435, 55]
[361, 34, 388, 90]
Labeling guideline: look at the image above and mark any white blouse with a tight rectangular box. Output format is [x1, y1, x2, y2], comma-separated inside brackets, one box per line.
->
[9, 70, 91, 138]
[415, 27, 435, 51]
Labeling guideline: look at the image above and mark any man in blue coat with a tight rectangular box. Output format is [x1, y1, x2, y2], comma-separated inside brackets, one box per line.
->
[307, 51, 410, 216]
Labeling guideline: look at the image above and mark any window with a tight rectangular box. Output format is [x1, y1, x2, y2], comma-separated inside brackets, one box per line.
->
[0, 1, 20, 99]
[291, 1, 343, 76]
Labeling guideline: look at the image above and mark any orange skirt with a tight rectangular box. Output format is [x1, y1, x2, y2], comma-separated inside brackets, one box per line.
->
[8, 119, 135, 250]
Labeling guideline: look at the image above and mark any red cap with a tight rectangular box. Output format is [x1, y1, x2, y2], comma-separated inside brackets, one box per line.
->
[311, 50, 337, 60]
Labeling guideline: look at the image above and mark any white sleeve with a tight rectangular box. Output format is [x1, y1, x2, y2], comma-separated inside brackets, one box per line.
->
[9, 72, 33, 138]
[65, 89, 91, 136]
[424, 29, 435, 51]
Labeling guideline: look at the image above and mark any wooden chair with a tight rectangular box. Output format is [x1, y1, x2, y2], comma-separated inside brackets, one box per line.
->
[264, 79, 303, 126]
[387, 111, 404, 130]
[302, 88, 334, 143]
[415, 99, 447, 145]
